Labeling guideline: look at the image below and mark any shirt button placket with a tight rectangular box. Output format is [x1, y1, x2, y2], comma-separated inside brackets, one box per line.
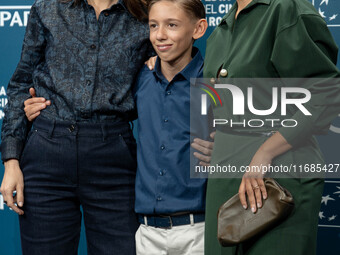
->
[158, 89, 168, 208]
[84, 31, 98, 120]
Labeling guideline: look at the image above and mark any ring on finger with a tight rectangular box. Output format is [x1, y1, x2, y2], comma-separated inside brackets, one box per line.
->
[253, 185, 260, 190]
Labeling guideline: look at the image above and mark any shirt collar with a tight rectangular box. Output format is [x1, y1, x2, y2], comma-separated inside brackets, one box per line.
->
[153, 47, 204, 82]
[220, 0, 271, 27]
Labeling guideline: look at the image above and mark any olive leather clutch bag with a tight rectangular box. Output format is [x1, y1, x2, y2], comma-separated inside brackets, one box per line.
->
[217, 178, 294, 247]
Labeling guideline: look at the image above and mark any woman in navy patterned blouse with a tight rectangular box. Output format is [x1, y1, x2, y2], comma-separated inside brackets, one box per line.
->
[0, 0, 153, 254]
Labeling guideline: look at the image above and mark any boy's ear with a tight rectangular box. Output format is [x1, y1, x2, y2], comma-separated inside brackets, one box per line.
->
[193, 19, 208, 40]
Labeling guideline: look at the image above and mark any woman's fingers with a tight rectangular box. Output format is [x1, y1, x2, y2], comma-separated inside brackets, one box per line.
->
[240, 176, 266, 213]
[250, 178, 262, 209]
[194, 138, 214, 150]
[191, 138, 213, 155]
[29, 87, 36, 97]
[145, 56, 157, 70]
[257, 178, 267, 199]
[16, 184, 24, 208]
[24, 97, 46, 107]
[24, 98, 51, 121]
[193, 152, 211, 164]
[191, 137, 214, 165]
[238, 179, 248, 209]
[245, 178, 257, 213]
[25, 103, 45, 121]
[0, 161, 25, 215]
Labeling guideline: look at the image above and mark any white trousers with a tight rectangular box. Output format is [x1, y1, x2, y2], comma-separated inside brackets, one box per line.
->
[135, 222, 205, 255]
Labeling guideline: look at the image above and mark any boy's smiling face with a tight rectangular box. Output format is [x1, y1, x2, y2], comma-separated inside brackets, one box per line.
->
[148, 1, 199, 67]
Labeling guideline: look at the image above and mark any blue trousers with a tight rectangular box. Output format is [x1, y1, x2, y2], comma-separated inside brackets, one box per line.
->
[19, 116, 138, 255]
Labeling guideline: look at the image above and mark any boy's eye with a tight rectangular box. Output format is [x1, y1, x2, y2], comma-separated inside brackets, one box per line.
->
[149, 24, 157, 29]
[168, 23, 177, 28]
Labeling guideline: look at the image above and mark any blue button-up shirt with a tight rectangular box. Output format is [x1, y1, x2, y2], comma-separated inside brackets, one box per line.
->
[1, 0, 153, 161]
[134, 48, 211, 214]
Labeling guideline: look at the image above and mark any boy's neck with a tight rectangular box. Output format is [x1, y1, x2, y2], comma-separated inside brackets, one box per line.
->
[160, 49, 193, 82]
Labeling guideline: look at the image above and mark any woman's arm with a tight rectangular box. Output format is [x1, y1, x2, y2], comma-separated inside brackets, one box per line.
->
[240, 13, 340, 213]
[1, 4, 46, 214]
[271, 14, 340, 147]
[1, 4, 47, 161]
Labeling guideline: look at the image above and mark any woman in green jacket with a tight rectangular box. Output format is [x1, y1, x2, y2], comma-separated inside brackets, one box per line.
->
[204, 0, 340, 254]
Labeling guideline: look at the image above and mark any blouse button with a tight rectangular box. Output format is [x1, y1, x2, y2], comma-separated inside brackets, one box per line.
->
[220, 69, 228, 77]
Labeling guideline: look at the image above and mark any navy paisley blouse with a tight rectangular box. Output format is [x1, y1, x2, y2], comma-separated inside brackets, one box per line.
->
[1, 0, 152, 161]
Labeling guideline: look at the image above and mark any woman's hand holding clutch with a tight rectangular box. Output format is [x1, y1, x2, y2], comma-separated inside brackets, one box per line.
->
[238, 147, 271, 213]
[239, 132, 293, 213]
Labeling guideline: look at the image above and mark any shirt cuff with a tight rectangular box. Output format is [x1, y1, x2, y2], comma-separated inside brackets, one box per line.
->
[1, 137, 24, 162]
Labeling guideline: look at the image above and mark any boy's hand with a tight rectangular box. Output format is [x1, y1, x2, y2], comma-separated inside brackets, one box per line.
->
[24, 88, 51, 121]
[145, 56, 157, 70]
[191, 131, 216, 166]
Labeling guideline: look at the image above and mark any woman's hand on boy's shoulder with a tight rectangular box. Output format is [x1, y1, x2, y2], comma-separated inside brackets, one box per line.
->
[145, 56, 157, 70]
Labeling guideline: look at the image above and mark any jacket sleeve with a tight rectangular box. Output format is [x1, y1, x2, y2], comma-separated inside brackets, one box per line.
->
[1, 3, 46, 161]
[270, 14, 340, 147]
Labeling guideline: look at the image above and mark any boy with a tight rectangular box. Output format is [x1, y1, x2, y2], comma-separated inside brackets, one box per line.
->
[134, 0, 210, 254]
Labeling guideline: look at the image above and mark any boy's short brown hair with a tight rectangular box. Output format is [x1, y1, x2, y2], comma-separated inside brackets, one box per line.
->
[148, 0, 206, 20]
